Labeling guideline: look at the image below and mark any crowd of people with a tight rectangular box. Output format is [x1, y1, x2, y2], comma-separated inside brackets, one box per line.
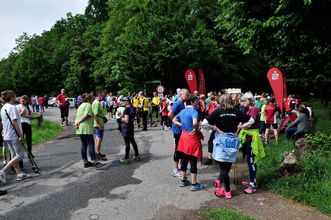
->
[0, 87, 316, 198]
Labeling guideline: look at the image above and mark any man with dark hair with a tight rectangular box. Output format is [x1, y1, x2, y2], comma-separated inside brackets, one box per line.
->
[151, 92, 160, 127]
[92, 91, 107, 161]
[138, 92, 149, 131]
[168, 88, 189, 177]
[56, 89, 69, 125]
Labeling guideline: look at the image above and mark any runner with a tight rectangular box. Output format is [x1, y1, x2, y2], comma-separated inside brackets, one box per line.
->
[151, 92, 160, 127]
[119, 97, 140, 164]
[264, 98, 279, 144]
[56, 89, 69, 125]
[239, 92, 265, 194]
[173, 94, 205, 191]
[138, 92, 149, 131]
[16, 95, 34, 158]
[131, 94, 140, 126]
[259, 98, 267, 138]
[160, 97, 169, 130]
[92, 91, 107, 161]
[75, 93, 104, 168]
[202, 94, 254, 199]
[0, 90, 31, 184]
[285, 107, 309, 139]
[168, 88, 189, 177]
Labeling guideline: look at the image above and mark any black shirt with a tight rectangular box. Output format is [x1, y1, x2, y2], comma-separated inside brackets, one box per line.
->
[205, 108, 250, 133]
[122, 107, 135, 137]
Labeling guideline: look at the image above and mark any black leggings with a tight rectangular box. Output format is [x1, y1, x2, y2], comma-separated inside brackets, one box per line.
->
[124, 136, 139, 159]
[181, 153, 198, 174]
[207, 130, 216, 153]
[218, 162, 232, 192]
[173, 134, 182, 162]
[22, 122, 32, 154]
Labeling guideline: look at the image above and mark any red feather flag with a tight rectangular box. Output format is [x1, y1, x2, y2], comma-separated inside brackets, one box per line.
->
[267, 67, 284, 112]
[185, 69, 197, 93]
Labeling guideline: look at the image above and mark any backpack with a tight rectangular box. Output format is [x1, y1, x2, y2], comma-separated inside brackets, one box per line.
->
[212, 132, 240, 163]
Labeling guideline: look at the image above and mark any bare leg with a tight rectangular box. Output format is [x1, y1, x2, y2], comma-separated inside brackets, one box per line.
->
[191, 173, 197, 184]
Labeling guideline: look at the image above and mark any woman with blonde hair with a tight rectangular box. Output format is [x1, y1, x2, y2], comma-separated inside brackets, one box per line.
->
[202, 94, 254, 199]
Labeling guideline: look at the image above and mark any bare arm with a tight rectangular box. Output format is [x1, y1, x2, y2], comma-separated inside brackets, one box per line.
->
[168, 110, 175, 121]
[172, 116, 181, 128]
[122, 114, 129, 124]
[12, 119, 23, 142]
[75, 114, 89, 127]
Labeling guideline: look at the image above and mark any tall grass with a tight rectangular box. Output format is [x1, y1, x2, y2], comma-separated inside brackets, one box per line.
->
[257, 100, 331, 215]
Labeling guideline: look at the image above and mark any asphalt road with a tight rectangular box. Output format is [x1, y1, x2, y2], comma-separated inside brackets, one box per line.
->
[0, 107, 219, 220]
[0, 107, 329, 220]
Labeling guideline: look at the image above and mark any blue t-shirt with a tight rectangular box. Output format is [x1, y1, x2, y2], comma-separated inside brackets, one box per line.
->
[171, 100, 185, 134]
[175, 107, 198, 132]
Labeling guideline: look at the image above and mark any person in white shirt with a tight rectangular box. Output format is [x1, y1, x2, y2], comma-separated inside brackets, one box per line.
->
[16, 95, 34, 158]
[0, 90, 31, 183]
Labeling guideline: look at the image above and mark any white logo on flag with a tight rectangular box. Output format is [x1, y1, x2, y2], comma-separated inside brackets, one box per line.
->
[272, 71, 279, 80]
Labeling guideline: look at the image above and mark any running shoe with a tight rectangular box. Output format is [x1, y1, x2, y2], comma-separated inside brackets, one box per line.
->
[244, 185, 257, 194]
[214, 187, 225, 197]
[191, 183, 205, 191]
[179, 179, 190, 187]
[242, 180, 257, 188]
[93, 162, 105, 168]
[84, 161, 94, 168]
[16, 173, 31, 181]
[224, 191, 233, 199]
[203, 159, 213, 165]
[97, 154, 107, 161]
[133, 156, 140, 161]
[0, 170, 6, 183]
[172, 170, 181, 177]
[2, 161, 7, 167]
[119, 159, 130, 164]
[0, 190, 7, 196]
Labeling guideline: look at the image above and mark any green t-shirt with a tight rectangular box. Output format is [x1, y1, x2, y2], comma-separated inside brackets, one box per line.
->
[92, 99, 105, 127]
[76, 102, 94, 135]
[260, 104, 266, 122]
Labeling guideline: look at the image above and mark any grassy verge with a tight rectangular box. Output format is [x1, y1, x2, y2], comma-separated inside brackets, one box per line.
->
[200, 208, 256, 220]
[0, 119, 63, 158]
[257, 100, 331, 216]
[30, 119, 63, 145]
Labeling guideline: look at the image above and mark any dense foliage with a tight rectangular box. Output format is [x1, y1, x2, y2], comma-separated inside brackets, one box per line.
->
[0, 0, 330, 102]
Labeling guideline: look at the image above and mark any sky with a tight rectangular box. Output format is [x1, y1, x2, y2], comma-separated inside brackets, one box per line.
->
[0, 0, 89, 59]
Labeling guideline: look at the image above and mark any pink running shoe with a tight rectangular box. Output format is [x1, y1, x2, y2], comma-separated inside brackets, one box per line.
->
[244, 186, 256, 194]
[224, 191, 232, 199]
[213, 180, 221, 188]
[214, 187, 225, 197]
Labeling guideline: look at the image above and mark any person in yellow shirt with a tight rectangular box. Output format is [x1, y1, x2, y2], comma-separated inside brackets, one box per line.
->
[151, 92, 160, 126]
[131, 93, 140, 126]
[138, 91, 149, 131]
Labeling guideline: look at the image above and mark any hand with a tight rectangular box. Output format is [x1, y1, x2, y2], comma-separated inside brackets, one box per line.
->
[18, 137, 23, 144]
[99, 125, 104, 131]
[74, 120, 80, 128]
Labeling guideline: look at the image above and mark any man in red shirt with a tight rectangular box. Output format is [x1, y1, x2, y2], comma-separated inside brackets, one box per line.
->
[56, 89, 69, 125]
[264, 98, 279, 144]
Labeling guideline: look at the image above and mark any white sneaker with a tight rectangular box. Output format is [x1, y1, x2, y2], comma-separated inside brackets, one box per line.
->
[17, 172, 31, 181]
[0, 170, 7, 183]
[171, 170, 181, 178]
[2, 161, 6, 166]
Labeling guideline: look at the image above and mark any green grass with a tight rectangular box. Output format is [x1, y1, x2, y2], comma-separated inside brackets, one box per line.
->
[257, 100, 331, 216]
[200, 208, 256, 220]
[30, 119, 63, 145]
[0, 119, 63, 158]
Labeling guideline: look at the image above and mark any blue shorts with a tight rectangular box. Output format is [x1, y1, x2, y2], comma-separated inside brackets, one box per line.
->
[95, 127, 104, 138]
